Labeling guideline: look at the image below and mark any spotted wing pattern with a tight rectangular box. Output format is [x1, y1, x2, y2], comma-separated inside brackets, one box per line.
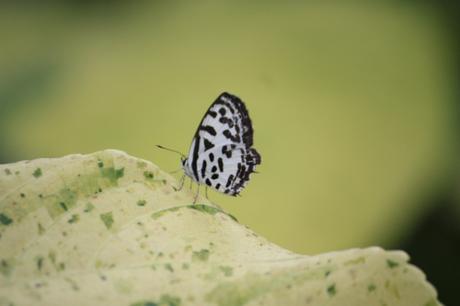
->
[184, 92, 261, 196]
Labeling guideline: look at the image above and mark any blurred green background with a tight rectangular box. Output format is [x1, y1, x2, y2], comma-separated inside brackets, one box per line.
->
[1, 1, 459, 304]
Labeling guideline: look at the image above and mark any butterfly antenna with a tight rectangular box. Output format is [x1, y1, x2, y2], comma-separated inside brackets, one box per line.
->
[156, 145, 186, 158]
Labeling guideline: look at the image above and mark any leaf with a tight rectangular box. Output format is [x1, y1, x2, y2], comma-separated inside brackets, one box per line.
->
[0, 150, 443, 306]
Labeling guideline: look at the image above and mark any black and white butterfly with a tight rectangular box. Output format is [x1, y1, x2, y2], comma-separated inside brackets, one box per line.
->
[159, 92, 261, 200]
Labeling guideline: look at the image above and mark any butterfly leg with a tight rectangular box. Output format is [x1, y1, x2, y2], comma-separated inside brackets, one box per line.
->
[193, 184, 200, 204]
[205, 186, 209, 200]
[174, 174, 185, 191]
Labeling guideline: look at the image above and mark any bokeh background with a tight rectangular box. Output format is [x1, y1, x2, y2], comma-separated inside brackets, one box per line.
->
[1, 1, 459, 304]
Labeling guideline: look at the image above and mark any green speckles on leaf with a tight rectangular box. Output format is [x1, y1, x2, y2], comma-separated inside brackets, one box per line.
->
[219, 266, 233, 277]
[164, 263, 174, 272]
[131, 295, 181, 306]
[59, 188, 77, 206]
[60, 202, 68, 211]
[36, 256, 44, 271]
[68, 214, 80, 224]
[4, 168, 11, 175]
[33, 168, 42, 178]
[192, 249, 210, 262]
[0, 259, 13, 277]
[38, 222, 45, 235]
[41, 158, 127, 219]
[327, 284, 337, 297]
[386, 259, 399, 269]
[45, 187, 78, 218]
[84, 202, 95, 213]
[115, 168, 125, 179]
[0, 151, 443, 306]
[100, 212, 114, 229]
[143, 170, 154, 180]
[100, 167, 124, 184]
[46, 250, 65, 272]
[130, 302, 158, 306]
[159, 295, 181, 306]
[0, 213, 13, 226]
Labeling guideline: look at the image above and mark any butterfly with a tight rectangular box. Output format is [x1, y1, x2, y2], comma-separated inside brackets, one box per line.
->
[158, 92, 261, 200]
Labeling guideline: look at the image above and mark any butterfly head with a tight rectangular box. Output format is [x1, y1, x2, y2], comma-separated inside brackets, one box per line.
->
[181, 157, 194, 179]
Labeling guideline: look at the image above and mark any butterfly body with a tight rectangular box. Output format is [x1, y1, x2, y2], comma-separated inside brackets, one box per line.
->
[182, 92, 261, 196]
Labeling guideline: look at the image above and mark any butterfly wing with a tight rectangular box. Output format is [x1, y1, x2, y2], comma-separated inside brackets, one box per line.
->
[185, 92, 261, 195]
